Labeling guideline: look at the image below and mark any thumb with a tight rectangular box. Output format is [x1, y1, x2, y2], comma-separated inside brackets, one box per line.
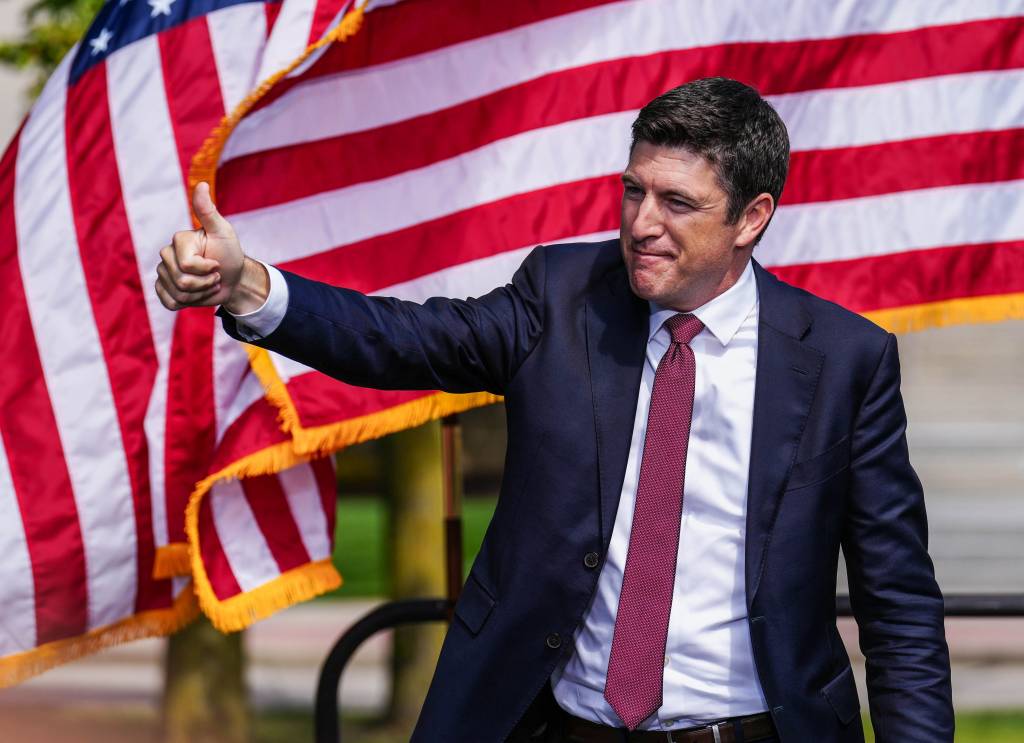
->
[192, 181, 231, 236]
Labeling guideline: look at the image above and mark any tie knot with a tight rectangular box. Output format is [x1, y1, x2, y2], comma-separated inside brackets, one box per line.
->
[664, 313, 704, 345]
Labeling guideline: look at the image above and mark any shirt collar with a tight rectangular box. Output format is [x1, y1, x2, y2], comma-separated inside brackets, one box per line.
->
[647, 259, 757, 347]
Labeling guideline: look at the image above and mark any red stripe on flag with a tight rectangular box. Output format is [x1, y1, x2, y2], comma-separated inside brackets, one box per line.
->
[209, 392, 293, 475]
[165, 308, 217, 545]
[290, 381, 431, 430]
[221, 16, 1024, 215]
[64, 64, 170, 613]
[280, 175, 620, 294]
[240, 474, 312, 572]
[307, 0, 343, 44]
[197, 490, 244, 600]
[768, 240, 1024, 313]
[158, 16, 228, 184]
[252, 0, 625, 113]
[786, 129, 1024, 205]
[265, 0, 283, 36]
[311, 457, 336, 547]
[0, 132, 89, 644]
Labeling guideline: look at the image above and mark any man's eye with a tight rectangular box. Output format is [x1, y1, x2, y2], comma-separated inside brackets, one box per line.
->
[624, 185, 643, 198]
[668, 199, 689, 209]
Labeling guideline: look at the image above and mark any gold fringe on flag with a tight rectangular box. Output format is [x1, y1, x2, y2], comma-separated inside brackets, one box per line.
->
[0, 586, 199, 689]
[154, 542, 191, 579]
[246, 341, 502, 455]
[865, 292, 1024, 334]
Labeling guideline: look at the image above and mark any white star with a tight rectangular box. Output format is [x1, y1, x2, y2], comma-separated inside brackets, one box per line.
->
[89, 28, 113, 56]
[148, 0, 174, 17]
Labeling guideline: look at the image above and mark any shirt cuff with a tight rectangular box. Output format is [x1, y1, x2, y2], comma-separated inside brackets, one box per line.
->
[226, 261, 289, 341]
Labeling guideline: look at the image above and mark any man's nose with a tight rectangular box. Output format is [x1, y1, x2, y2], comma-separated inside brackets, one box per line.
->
[630, 195, 663, 241]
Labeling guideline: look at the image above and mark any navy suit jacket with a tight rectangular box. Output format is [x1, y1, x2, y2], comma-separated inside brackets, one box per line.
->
[221, 239, 953, 742]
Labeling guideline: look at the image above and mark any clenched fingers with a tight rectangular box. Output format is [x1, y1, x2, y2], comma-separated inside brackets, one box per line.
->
[157, 255, 220, 293]
[156, 250, 222, 310]
[170, 229, 219, 275]
[154, 274, 222, 310]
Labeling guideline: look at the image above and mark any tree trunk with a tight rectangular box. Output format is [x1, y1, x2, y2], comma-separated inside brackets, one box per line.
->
[384, 420, 447, 729]
[162, 615, 249, 743]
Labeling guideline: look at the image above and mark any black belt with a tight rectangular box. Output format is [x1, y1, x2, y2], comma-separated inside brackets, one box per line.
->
[559, 710, 776, 743]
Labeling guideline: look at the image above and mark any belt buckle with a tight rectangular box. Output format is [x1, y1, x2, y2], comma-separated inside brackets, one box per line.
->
[665, 721, 724, 743]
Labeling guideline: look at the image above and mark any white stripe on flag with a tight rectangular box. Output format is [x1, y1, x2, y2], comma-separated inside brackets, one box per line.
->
[0, 441, 37, 654]
[255, 0, 317, 84]
[14, 55, 137, 630]
[213, 329, 262, 443]
[107, 36, 193, 551]
[774, 68, 1024, 152]
[374, 229, 621, 303]
[223, 0, 1022, 160]
[760, 179, 1024, 267]
[209, 478, 281, 592]
[217, 368, 271, 445]
[207, 3, 268, 114]
[278, 463, 332, 561]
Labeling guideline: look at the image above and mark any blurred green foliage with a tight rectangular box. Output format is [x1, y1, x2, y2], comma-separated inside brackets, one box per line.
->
[326, 495, 497, 598]
[0, 0, 104, 98]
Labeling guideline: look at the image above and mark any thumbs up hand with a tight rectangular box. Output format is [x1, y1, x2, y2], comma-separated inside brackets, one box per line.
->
[156, 182, 266, 313]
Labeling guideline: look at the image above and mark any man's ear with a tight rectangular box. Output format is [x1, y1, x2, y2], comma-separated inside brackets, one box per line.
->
[735, 193, 775, 249]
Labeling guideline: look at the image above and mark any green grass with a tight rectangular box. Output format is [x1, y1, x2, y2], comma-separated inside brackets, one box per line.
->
[861, 712, 1024, 742]
[325, 495, 497, 598]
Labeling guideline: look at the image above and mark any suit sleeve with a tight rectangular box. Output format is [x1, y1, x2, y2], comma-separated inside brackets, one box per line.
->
[842, 333, 954, 742]
[218, 245, 547, 396]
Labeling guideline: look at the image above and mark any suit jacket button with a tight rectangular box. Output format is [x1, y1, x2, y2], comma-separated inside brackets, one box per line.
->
[545, 633, 562, 649]
[583, 552, 600, 569]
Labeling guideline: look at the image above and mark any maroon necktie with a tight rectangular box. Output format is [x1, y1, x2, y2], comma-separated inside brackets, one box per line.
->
[604, 313, 704, 730]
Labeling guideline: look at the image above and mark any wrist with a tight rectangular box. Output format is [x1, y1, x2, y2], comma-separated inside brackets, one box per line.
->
[223, 257, 270, 315]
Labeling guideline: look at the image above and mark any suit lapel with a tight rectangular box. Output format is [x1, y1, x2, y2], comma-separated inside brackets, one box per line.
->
[585, 264, 649, 549]
[745, 261, 824, 606]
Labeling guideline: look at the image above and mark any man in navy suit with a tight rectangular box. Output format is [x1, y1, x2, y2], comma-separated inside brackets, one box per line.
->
[157, 78, 953, 742]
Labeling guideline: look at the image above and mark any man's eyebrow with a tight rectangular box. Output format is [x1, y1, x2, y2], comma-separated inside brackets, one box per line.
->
[663, 188, 702, 203]
[620, 174, 708, 206]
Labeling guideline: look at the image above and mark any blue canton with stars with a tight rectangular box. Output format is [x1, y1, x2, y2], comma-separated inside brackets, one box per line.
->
[71, 0, 280, 85]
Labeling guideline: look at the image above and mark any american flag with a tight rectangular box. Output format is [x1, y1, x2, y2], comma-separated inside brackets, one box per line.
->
[210, 2, 1024, 488]
[0, 0, 350, 684]
[3, 0, 1024, 684]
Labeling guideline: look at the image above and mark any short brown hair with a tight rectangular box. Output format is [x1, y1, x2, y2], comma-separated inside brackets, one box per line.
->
[631, 78, 790, 240]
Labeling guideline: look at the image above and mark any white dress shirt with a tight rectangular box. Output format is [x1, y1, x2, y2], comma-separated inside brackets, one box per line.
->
[550, 259, 767, 730]
[231, 257, 768, 730]
[228, 261, 290, 341]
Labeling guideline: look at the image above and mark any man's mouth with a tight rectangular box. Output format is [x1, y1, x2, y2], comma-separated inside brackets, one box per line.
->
[631, 248, 672, 260]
